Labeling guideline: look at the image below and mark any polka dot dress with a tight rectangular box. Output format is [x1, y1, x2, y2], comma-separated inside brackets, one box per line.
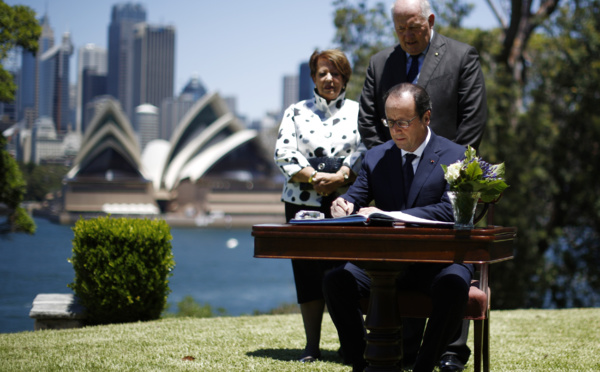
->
[274, 90, 365, 207]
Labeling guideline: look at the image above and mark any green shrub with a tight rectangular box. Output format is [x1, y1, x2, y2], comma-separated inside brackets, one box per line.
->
[68, 216, 175, 325]
[163, 295, 228, 318]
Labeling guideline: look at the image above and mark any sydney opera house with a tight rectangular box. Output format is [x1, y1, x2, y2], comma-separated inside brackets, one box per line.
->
[60, 93, 285, 227]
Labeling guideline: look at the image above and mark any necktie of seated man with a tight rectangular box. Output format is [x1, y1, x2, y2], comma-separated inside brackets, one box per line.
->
[406, 55, 420, 83]
[403, 153, 417, 204]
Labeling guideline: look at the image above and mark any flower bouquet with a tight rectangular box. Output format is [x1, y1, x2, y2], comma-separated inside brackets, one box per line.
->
[442, 146, 509, 228]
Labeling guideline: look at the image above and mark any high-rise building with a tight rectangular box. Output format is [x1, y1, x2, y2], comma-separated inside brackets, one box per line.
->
[16, 49, 36, 125]
[31, 116, 63, 164]
[81, 68, 107, 134]
[180, 74, 207, 102]
[135, 103, 159, 151]
[223, 96, 237, 117]
[34, 14, 55, 127]
[298, 62, 314, 101]
[282, 74, 299, 112]
[160, 97, 193, 140]
[131, 23, 175, 122]
[37, 13, 55, 53]
[38, 31, 74, 133]
[76, 44, 107, 134]
[16, 13, 54, 129]
[107, 3, 147, 120]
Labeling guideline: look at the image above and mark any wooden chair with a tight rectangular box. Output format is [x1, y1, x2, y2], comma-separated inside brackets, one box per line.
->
[359, 202, 496, 372]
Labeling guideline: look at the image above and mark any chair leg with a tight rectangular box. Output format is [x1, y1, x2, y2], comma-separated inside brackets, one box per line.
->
[473, 319, 483, 372]
[483, 312, 490, 372]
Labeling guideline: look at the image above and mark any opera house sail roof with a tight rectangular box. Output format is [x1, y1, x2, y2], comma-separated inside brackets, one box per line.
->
[63, 92, 277, 220]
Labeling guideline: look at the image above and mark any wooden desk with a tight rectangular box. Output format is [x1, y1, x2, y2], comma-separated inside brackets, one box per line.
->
[253, 224, 516, 371]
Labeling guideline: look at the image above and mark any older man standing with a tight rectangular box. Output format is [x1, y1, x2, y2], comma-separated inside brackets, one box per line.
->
[357, 1, 487, 370]
[324, 83, 473, 372]
[358, 0, 487, 152]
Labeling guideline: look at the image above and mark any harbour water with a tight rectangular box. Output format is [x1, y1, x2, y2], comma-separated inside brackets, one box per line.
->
[0, 217, 296, 333]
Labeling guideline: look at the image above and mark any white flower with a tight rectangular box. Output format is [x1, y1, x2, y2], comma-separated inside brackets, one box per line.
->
[444, 162, 462, 183]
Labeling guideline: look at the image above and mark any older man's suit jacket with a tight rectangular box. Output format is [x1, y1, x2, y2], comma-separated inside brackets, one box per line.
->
[358, 32, 487, 150]
[343, 130, 465, 222]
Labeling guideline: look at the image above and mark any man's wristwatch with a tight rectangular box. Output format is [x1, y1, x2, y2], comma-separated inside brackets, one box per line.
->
[340, 170, 349, 182]
[308, 170, 318, 184]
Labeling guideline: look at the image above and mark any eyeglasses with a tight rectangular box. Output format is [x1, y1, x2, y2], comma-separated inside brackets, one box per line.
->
[382, 115, 418, 130]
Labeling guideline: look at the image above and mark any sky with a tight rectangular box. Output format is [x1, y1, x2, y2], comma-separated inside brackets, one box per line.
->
[5, 0, 496, 122]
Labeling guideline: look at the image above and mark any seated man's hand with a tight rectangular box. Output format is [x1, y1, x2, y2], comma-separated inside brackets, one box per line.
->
[331, 197, 354, 217]
[357, 206, 382, 216]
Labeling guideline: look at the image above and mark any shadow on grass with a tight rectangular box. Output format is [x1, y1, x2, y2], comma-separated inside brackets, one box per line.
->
[247, 348, 345, 364]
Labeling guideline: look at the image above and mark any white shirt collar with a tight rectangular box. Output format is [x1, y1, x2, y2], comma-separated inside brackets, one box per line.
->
[402, 127, 431, 164]
[313, 89, 346, 118]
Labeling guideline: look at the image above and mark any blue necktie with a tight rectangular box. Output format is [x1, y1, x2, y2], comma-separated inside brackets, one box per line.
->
[403, 153, 417, 204]
[406, 55, 420, 83]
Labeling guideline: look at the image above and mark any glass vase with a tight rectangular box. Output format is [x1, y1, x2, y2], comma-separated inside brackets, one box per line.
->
[447, 191, 480, 230]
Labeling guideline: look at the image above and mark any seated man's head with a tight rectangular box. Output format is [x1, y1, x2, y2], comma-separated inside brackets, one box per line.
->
[382, 83, 432, 152]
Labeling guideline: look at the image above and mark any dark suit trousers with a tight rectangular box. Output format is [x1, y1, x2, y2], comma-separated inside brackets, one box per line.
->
[323, 261, 473, 372]
[403, 315, 471, 365]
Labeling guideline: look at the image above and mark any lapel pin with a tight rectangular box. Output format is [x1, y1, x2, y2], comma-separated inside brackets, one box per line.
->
[435, 52, 439, 56]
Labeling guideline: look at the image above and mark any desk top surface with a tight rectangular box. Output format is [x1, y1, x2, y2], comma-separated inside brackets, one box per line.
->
[252, 224, 516, 264]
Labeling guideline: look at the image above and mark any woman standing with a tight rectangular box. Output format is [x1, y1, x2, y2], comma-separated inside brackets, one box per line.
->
[274, 49, 364, 362]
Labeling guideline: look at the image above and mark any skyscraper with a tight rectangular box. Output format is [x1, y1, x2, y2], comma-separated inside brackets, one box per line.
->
[282, 74, 299, 112]
[16, 13, 54, 129]
[131, 23, 176, 123]
[298, 62, 314, 101]
[38, 31, 74, 133]
[76, 44, 107, 134]
[107, 3, 147, 120]
[180, 74, 207, 102]
[81, 68, 107, 134]
[16, 48, 36, 125]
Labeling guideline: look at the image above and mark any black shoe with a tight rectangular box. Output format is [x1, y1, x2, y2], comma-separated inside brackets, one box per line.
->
[298, 351, 321, 363]
[439, 355, 465, 372]
[298, 355, 319, 363]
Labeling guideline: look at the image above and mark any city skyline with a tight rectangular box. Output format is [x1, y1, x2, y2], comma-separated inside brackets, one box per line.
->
[5, 0, 496, 122]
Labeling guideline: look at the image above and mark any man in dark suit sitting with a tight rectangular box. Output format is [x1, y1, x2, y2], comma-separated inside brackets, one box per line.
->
[357, 1, 487, 369]
[323, 83, 473, 372]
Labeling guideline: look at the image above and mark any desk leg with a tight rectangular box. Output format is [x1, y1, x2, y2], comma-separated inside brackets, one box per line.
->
[364, 268, 402, 372]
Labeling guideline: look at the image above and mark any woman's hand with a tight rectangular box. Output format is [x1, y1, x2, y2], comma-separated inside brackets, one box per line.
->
[312, 172, 345, 196]
[312, 166, 352, 196]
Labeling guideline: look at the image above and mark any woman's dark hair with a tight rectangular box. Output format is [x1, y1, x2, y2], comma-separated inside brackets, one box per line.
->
[309, 49, 352, 88]
[383, 83, 432, 118]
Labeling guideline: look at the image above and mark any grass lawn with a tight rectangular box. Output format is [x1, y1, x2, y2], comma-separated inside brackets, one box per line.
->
[1, 308, 599, 371]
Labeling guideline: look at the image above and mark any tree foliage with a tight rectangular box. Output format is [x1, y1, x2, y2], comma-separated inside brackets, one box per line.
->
[0, 0, 41, 102]
[0, 1, 40, 234]
[331, 0, 600, 309]
[19, 163, 69, 201]
[333, 0, 395, 100]
[432, 0, 474, 28]
[521, 0, 600, 307]
[0, 134, 35, 234]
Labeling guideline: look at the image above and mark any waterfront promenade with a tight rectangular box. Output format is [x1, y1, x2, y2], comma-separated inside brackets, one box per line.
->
[35, 190, 287, 228]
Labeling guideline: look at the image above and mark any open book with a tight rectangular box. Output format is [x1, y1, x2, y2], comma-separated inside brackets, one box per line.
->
[289, 210, 453, 227]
